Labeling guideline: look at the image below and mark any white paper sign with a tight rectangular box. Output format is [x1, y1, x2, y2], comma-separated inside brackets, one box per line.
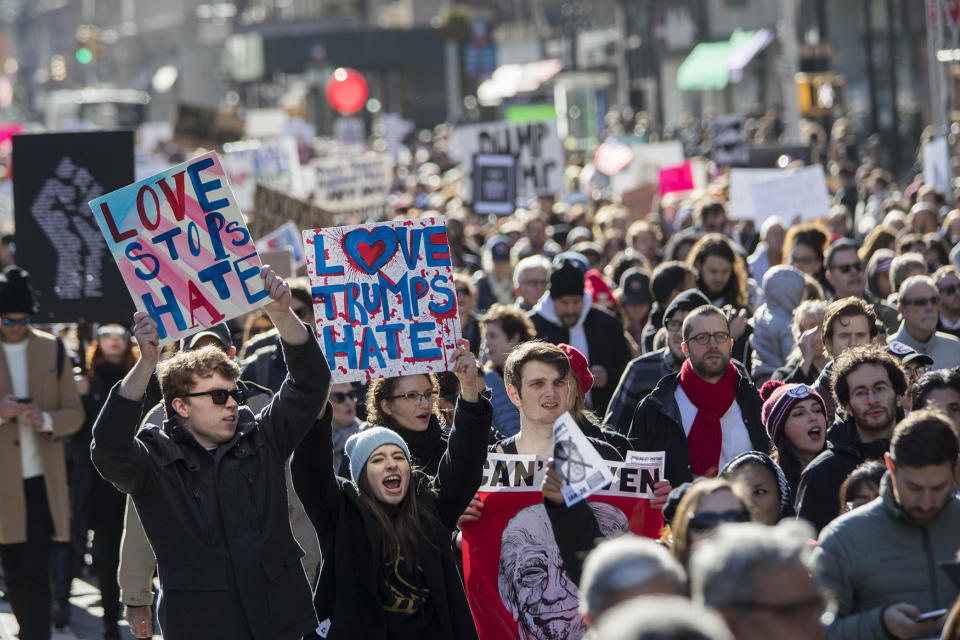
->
[553, 412, 615, 506]
[222, 137, 302, 212]
[923, 136, 950, 194]
[728, 166, 831, 225]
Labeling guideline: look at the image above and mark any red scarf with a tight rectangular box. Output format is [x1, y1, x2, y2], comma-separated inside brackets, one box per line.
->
[678, 359, 738, 477]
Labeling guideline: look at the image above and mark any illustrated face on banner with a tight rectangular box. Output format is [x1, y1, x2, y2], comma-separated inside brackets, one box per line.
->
[497, 502, 628, 640]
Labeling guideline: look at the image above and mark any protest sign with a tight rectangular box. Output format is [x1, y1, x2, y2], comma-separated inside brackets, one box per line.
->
[172, 103, 245, 151]
[303, 216, 461, 383]
[250, 184, 334, 241]
[256, 221, 305, 268]
[728, 166, 831, 225]
[222, 137, 302, 212]
[592, 137, 635, 176]
[89, 151, 267, 345]
[13, 131, 136, 323]
[472, 153, 517, 215]
[658, 161, 695, 197]
[610, 139, 684, 198]
[311, 151, 392, 220]
[923, 136, 950, 194]
[448, 119, 564, 198]
[553, 412, 614, 505]
[257, 249, 293, 279]
[462, 453, 664, 640]
[710, 114, 749, 165]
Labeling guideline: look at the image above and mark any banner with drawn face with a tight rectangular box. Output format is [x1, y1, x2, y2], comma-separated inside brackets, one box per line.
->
[303, 217, 461, 383]
[462, 454, 664, 640]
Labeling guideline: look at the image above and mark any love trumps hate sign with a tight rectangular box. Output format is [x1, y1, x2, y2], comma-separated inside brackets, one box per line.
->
[89, 152, 268, 346]
[303, 217, 462, 383]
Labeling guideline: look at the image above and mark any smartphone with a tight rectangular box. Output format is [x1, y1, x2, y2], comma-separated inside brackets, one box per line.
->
[15, 397, 32, 403]
[916, 608, 948, 622]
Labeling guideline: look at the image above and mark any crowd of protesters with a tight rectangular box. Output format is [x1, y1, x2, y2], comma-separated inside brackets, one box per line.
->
[0, 110, 959, 640]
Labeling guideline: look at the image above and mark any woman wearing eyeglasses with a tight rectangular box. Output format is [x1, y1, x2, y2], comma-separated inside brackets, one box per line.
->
[663, 479, 750, 570]
[291, 340, 491, 639]
[63, 323, 137, 639]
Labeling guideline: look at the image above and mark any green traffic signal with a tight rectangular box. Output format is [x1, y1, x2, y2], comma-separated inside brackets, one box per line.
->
[76, 47, 93, 64]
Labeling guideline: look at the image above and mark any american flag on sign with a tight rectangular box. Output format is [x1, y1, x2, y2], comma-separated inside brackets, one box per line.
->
[592, 138, 635, 176]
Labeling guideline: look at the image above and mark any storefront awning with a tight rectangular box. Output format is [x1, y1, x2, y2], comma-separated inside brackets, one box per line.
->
[677, 28, 775, 91]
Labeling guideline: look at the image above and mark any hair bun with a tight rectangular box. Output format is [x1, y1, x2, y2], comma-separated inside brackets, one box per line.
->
[759, 379, 786, 402]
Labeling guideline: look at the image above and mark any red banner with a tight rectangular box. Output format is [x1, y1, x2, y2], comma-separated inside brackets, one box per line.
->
[462, 454, 663, 640]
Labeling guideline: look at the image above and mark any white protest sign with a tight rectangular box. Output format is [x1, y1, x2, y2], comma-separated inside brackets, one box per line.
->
[610, 139, 685, 197]
[311, 151, 392, 220]
[923, 136, 950, 194]
[222, 137, 302, 211]
[448, 119, 564, 198]
[553, 412, 615, 506]
[302, 216, 462, 383]
[728, 166, 831, 225]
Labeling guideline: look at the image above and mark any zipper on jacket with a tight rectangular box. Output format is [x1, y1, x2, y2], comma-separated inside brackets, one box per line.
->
[244, 473, 263, 532]
[921, 527, 941, 609]
[192, 488, 212, 546]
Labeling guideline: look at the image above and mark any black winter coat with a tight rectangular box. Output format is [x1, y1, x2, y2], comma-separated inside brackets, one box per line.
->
[292, 394, 492, 640]
[91, 334, 330, 640]
[528, 305, 633, 415]
[795, 416, 890, 534]
[626, 368, 770, 485]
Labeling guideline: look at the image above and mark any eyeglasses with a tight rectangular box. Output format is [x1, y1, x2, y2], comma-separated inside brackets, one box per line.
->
[901, 296, 939, 308]
[665, 319, 683, 333]
[389, 390, 439, 403]
[520, 279, 548, 288]
[455, 288, 471, 296]
[185, 388, 244, 405]
[97, 326, 129, 339]
[831, 262, 862, 274]
[684, 331, 731, 346]
[731, 593, 837, 625]
[330, 391, 357, 403]
[1, 317, 30, 327]
[688, 509, 750, 533]
[791, 255, 818, 266]
[939, 284, 960, 296]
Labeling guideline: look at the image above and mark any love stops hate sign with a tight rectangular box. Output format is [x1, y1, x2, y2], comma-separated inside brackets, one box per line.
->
[303, 217, 462, 383]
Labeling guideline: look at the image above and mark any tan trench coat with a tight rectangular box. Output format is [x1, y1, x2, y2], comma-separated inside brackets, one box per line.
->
[0, 329, 84, 544]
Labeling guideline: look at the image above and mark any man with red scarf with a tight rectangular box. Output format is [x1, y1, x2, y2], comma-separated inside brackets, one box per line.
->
[627, 305, 770, 484]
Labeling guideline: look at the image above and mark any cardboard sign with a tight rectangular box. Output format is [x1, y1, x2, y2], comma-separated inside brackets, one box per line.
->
[728, 166, 831, 225]
[472, 153, 517, 215]
[462, 453, 663, 640]
[553, 412, 614, 505]
[256, 221, 305, 268]
[222, 137, 302, 212]
[172, 103, 245, 151]
[710, 114, 749, 165]
[89, 151, 267, 345]
[303, 217, 462, 383]
[13, 131, 137, 323]
[311, 152, 392, 220]
[448, 120, 564, 198]
[250, 184, 334, 241]
[257, 248, 293, 279]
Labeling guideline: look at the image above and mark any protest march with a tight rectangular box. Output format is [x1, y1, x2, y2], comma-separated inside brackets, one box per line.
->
[3, 4, 960, 640]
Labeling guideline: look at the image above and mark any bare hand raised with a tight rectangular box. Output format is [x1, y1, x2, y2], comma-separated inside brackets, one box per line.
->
[131, 312, 160, 365]
[260, 265, 291, 313]
[450, 340, 479, 403]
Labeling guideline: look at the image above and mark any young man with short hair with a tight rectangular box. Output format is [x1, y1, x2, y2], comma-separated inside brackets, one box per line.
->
[935, 265, 960, 340]
[813, 297, 880, 422]
[628, 305, 769, 484]
[824, 239, 898, 333]
[813, 409, 960, 639]
[92, 267, 329, 640]
[796, 345, 906, 533]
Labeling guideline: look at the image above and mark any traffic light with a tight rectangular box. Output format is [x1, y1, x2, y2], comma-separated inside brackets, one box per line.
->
[796, 72, 845, 117]
[75, 24, 100, 64]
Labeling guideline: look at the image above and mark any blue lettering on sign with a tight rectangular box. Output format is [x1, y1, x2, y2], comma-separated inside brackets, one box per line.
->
[186, 157, 229, 212]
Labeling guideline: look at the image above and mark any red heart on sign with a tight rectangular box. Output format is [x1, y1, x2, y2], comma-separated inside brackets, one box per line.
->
[356, 241, 386, 268]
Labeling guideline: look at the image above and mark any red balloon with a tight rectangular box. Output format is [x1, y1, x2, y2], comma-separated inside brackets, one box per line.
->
[326, 68, 368, 115]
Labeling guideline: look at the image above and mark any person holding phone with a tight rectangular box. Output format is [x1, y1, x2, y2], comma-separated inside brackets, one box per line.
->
[0, 265, 83, 640]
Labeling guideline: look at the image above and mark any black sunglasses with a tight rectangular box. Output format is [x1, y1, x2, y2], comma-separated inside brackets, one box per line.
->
[688, 509, 750, 533]
[831, 262, 862, 274]
[185, 388, 244, 405]
[330, 391, 357, 403]
[940, 284, 960, 296]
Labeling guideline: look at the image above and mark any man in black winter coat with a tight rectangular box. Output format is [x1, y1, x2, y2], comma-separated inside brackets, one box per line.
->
[91, 268, 329, 640]
[795, 345, 907, 533]
[528, 258, 632, 415]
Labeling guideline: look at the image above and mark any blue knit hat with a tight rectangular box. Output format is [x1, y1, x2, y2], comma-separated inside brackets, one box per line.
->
[344, 427, 411, 484]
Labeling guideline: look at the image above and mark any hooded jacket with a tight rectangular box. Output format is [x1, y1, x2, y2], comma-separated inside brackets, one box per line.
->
[813, 474, 960, 640]
[751, 265, 806, 382]
[795, 415, 890, 533]
[528, 294, 633, 415]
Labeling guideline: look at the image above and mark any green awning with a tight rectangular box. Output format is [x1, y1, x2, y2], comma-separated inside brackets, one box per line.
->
[677, 29, 759, 91]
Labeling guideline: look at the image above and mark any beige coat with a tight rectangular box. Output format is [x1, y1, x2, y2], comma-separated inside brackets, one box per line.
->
[0, 329, 84, 544]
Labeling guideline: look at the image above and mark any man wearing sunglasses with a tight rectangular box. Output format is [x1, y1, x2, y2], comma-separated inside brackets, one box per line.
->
[0, 265, 83, 640]
[889, 275, 960, 371]
[824, 239, 899, 335]
[628, 304, 770, 485]
[91, 267, 330, 640]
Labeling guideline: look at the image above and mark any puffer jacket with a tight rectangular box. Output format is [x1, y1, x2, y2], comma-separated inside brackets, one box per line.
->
[751, 265, 806, 382]
[813, 474, 960, 640]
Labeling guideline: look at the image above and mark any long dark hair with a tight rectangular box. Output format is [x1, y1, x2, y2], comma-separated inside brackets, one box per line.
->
[686, 233, 749, 308]
[771, 434, 810, 497]
[357, 467, 440, 571]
